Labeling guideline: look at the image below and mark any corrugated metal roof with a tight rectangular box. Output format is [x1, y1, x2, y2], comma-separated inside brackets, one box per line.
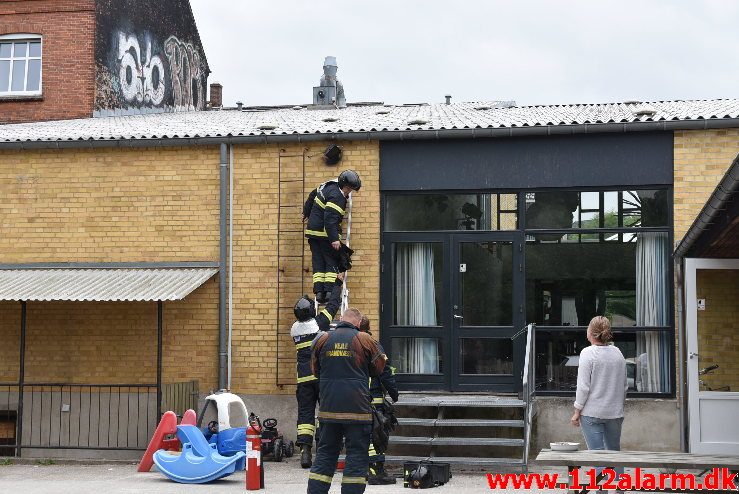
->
[1, 98, 738, 145]
[0, 268, 218, 301]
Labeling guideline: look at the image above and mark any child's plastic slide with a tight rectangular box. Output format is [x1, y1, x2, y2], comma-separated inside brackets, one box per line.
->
[153, 425, 246, 484]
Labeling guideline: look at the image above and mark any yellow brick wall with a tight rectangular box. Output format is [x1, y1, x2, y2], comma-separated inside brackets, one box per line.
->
[674, 129, 739, 244]
[0, 146, 220, 262]
[229, 141, 380, 395]
[0, 145, 221, 390]
[0, 301, 21, 382]
[696, 269, 739, 391]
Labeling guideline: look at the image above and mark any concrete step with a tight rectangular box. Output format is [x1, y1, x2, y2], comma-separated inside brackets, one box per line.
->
[386, 455, 525, 467]
[389, 436, 524, 447]
[396, 396, 524, 408]
[397, 418, 524, 428]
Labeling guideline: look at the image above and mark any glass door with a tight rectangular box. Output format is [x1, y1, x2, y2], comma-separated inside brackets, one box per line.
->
[451, 233, 524, 391]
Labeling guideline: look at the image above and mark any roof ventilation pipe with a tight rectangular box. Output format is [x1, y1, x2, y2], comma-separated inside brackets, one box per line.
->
[445, 95, 452, 105]
[312, 56, 346, 108]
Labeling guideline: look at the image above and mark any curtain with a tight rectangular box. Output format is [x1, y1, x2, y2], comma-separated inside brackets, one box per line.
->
[635, 232, 669, 392]
[395, 243, 439, 373]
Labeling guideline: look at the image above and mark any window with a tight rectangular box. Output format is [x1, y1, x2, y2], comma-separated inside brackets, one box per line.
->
[385, 193, 517, 231]
[0, 35, 42, 96]
[525, 187, 672, 396]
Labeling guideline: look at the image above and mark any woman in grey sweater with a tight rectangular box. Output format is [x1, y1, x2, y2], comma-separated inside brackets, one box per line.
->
[571, 316, 628, 477]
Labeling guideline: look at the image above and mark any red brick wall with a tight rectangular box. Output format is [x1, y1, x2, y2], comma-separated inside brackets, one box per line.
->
[0, 0, 96, 123]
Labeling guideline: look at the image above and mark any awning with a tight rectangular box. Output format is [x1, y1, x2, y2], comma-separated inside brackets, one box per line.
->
[0, 267, 219, 302]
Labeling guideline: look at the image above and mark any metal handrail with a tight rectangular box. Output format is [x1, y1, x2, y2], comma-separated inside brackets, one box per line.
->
[521, 323, 536, 471]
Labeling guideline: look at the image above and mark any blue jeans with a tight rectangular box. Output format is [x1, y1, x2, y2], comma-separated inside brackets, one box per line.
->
[580, 415, 624, 479]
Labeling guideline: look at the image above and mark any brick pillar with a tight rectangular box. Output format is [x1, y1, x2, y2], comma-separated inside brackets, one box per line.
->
[210, 83, 223, 108]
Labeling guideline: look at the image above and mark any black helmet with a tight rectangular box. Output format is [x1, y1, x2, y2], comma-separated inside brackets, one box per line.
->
[338, 170, 361, 191]
[294, 296, 316, 322]
[407, 464, 433, 489]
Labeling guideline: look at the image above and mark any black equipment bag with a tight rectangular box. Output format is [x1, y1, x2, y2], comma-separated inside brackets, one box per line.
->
[371, 398, 397, 454]
[403, 461, 452, 489]
[337, 243, 354, 272]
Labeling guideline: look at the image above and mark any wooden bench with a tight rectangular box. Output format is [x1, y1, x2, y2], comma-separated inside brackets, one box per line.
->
[535, 449, 739, 494]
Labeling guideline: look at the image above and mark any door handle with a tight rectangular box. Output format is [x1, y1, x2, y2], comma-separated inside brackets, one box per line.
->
[453, 314, 463, 320]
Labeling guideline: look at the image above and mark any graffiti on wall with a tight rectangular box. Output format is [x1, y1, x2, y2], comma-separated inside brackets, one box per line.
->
[95, 0, 209, 114]
[164, 36, 204, 110]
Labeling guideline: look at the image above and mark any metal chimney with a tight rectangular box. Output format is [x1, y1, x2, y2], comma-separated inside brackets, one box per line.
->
[313, 56, 346, 108]
[236, 101, 243, 110]
[445, 94, 452, 105]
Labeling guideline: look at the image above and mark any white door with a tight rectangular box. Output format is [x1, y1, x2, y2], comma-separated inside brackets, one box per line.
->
[685, 258, 739, 455]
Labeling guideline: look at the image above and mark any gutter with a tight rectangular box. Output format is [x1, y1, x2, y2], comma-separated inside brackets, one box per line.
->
[4, 118, 739, 151]
[673, 154, 739, 259]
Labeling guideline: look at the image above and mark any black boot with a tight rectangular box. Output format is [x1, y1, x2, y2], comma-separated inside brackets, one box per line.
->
[300, 444, 312, 468]
[368, 462, 396, 485]
[315, 291, 328, 304]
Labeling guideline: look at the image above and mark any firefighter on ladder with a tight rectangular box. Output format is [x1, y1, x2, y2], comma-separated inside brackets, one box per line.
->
[291, 272, 345, 468]
[360, 316, 399, 485]
[303, 170, 361, 303]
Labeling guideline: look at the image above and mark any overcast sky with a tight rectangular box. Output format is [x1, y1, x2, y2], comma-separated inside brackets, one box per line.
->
[190, 0, 739, 107]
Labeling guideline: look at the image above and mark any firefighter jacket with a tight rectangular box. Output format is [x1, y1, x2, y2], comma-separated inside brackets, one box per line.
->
[290, 280, 343, 384]
[304, 180, 347, 243]
[311, 322, 386, 423]
[370, 357, 399, 406]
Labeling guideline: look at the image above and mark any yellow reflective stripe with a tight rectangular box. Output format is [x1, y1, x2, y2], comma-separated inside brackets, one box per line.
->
[319, 411, 371, 421]
[368, 445, 377, 455]
[342, 476, 366, 484]
[297, 424, 316, 435]
[369, 467, 376, 475]
[325, 202, 345, 215]
[312, 272, 325, 281]
[371, 397, 384, 404]
[305, 229, 328, 237]
[297, 375, 317, 383]
[295, 341, 312, 350]
[324, 272, 337, 280]
[320, 309, 332, 320]
[309, 473, 333, 484]
[390, 366, 396, 375]
[314, 198, 326, 209]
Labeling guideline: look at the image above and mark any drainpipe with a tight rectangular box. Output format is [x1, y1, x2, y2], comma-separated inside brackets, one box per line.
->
[228, 144, 234, 390]
[219, 143, 228, 391]
[676, 258, 688, 452]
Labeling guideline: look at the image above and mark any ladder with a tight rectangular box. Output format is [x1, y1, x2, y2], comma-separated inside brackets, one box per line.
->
[275, 148, 308, 387]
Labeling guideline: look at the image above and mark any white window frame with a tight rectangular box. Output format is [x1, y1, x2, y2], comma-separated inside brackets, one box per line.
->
[0, 33, 43, 97]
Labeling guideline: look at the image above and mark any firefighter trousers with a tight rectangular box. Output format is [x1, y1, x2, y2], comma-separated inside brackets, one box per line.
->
[296, 380, 319, 446]
[308, 238, 339, 294]
[307, 422, 371, 494]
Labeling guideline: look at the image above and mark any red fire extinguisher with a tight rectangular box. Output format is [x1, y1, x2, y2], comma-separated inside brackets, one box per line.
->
[246, 414, 264, 490]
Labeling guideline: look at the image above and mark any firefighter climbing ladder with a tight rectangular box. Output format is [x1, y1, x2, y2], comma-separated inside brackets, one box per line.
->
[275, 148, 352, 386]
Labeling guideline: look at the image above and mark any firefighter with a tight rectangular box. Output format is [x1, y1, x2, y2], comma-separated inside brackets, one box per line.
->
[292, 272, 345, 468]
[359, 316, 399, 486]
[308, 308, 386, 494]
[303, 170, 361, 303]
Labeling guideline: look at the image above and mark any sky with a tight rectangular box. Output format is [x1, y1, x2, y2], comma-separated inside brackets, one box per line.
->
[190, 0, 739, 108]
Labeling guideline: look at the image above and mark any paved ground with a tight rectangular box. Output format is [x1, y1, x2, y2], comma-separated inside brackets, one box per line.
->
[0, 459, 563, 493]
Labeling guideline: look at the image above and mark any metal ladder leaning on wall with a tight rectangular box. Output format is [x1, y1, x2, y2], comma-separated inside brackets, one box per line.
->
[275, 151, 353, 386]
[276, 148, 308, 387]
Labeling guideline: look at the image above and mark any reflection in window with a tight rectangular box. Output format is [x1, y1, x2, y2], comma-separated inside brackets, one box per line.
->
[460, 338, 512, 375]
[392, 338, 442, 374]
[526, 233, 669, 327]
[535, 330, 669, 393]
[460, 242, 512, 326]
[394, 243, 442, 326]
[524, 189, 668, 231]
[386, 194, 517, 231]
